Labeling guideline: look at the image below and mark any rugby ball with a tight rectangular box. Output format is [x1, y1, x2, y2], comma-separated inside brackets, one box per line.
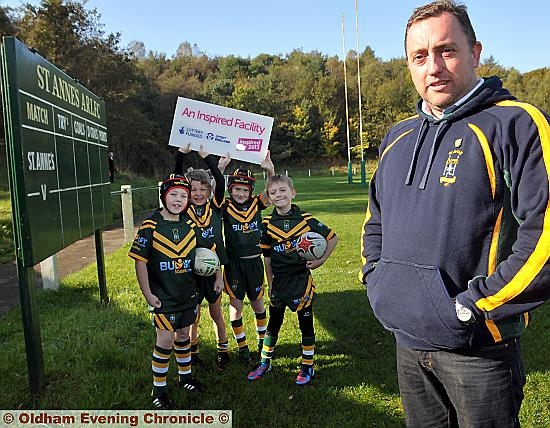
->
[194, 247, 220, 276]
[296, 232, 327, 261]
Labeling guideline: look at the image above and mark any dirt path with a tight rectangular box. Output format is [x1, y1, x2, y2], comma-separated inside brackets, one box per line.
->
[0, 216, 145, 317]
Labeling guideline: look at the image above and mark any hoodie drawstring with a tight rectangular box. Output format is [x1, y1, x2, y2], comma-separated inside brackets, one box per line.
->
[404, 119, 449, 189]
[418, 121, 448, 190]
[405, 118, 428, 185]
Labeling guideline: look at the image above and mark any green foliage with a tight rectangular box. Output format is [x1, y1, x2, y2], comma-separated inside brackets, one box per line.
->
[0, 188, 13, 263]
[518, 68, 550, 113]
[0, 2, 548, 176]
[0, 176, 548, 427]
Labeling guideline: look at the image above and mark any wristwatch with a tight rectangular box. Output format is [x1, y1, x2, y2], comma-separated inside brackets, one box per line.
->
[454, 299, 476, 325]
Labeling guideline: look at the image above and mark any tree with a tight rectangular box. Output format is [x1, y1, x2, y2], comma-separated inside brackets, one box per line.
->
[175, 41, 192, 58]
[128, 40, 146, 59]
[11, 0, 165, 175]
[0, 5, 16, 36]
[478, 55, 507, 78]
[0, 5, 17, 169]
[6, 0, 540, 175]
[521, 68, 550, 113]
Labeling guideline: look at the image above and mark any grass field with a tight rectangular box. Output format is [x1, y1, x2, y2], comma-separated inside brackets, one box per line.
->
[0, 175, 548, 427]
[0, 187, 13, 263]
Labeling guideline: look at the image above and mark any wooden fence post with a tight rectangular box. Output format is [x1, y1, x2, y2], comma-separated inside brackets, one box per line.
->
[121, 185, 134, 243]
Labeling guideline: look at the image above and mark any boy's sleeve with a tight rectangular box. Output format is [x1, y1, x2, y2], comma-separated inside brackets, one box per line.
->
[260, 218, 271, 257]
[307, 215, 336, 241]
[257, 193, 269, 210]
[202, 154, 226, 207]
[174, 150, 186, 175]
[128, 220, 154, 263]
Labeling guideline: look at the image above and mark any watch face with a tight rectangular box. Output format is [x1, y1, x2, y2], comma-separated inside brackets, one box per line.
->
[456, 303, 473, 322]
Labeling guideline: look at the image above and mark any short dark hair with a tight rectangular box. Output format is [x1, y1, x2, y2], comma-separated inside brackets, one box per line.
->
[266, 174, 294, 191]
[404, 0, 477, 53]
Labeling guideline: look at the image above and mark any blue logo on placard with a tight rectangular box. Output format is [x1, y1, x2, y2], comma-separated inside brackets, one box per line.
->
[178, 126, 203, 139]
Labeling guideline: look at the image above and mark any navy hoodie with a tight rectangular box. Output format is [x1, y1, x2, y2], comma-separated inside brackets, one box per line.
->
[361, 76, 550, 350]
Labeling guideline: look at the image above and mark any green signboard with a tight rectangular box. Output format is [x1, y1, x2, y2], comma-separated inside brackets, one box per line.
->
[1, 36, 111, 267]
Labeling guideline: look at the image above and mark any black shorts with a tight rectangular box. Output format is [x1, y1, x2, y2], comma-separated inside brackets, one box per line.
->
[152, 307, 197, 331]
[223, 256, 265, 302]
[196, 274, 222, 305]
[270, 271, 315, 312]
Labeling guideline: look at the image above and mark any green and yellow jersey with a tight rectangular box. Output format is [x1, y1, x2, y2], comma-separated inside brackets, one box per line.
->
[260, 204, 336, 277]
[223, 194, 269, 258]
[128, 210, 212, 313]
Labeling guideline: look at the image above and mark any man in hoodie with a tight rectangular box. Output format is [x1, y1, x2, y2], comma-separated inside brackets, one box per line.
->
[361, 1, 550, 426]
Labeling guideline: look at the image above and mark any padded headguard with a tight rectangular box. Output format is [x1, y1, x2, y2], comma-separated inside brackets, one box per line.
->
[227, 168, 256, 192]
[160, 174, 191, 209]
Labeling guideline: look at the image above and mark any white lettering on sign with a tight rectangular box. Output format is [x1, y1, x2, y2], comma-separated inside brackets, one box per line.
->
[73, 121, 86, 136]
[36, 64, 51, 92]
[86, 124, 99, 140]
[57, 113, 68, 130]
[98, 129, 107, 142]
[51, 73, 80, 108]
[27, 151, 56, 171]
[40, 184, 47, 200]
[80, 93, 101, 119]
[26, 101, 49, 125]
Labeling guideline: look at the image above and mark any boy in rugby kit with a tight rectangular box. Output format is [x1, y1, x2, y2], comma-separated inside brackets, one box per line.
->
[247, 174, 338, 385]
[218, 152, 275, 363]
[175, 144, 230, 371]
[129, 175, 210, 409]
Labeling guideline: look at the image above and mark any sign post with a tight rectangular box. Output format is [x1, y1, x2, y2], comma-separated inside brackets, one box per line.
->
[1, 36, 112, 393]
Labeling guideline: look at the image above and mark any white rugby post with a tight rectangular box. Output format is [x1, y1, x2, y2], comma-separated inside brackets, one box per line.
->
[355, 0, 366, 186]
[342, 15, 352, 184]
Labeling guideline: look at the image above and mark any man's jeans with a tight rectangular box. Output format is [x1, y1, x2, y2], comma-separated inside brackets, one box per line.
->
[396, 339, 525, 427]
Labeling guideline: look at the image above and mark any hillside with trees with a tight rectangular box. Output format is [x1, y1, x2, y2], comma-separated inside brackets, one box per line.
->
[1, 0, 549, 177]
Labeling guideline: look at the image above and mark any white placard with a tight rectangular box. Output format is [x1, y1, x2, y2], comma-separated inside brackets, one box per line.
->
[168, 97, 274, 164]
